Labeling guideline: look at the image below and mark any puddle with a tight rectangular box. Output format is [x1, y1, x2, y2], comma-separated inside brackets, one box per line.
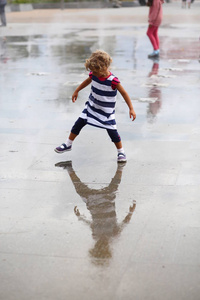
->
[136, 97, 159, 103]
[1, 30, 199, 131]
[55, 160, 136, 265]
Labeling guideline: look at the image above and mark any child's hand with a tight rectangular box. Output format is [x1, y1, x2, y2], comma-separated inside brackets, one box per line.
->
[130, 109, 136, 121]
[72, 91, 78, 102]
[74, 206, 80, 216]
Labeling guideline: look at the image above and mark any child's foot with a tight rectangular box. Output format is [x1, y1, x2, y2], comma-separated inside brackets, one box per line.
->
[117, 152, 127, 163]
[55, 160, 73, 171]
[54, 143, 72, 153]
[148, 50, 159, 58]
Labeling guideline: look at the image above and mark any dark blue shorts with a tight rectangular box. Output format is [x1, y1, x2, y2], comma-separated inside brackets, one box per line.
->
[71, 117, 121, 143]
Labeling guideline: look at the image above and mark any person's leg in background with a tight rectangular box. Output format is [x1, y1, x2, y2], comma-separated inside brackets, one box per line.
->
[147, 25, 160, 58]
[0, 5, 7, 27]
[153, 26, 159, 50]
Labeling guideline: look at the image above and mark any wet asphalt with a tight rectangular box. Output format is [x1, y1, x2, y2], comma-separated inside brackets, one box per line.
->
[0, 2, 200, 300]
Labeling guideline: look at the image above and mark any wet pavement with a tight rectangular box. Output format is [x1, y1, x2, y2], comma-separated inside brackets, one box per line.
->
[1, 2, 200, 300]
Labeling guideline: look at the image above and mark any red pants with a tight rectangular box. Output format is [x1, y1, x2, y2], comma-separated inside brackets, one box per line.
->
[147, 25, 159, 50]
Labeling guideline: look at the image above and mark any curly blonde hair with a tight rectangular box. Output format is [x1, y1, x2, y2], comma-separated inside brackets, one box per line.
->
[85, 50, 112, 72]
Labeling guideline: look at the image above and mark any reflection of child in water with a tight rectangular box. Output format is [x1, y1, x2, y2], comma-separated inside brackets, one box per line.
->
[0, 37, 8, 63]
[55, 161, 136, 265]
[182, 0, 191, 9]
[54, 50, 136, 163]
[147, 60, 162, 123]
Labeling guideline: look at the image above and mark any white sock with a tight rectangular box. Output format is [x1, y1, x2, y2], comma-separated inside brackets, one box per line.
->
[66, 139, 73, 147]
[117, 148, 125, 154]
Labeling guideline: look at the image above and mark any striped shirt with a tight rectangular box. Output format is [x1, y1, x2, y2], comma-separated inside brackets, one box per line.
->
[80, 71, 120, 130]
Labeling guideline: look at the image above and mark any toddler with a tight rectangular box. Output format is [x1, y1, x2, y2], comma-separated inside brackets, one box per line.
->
[54, 50, 136, 162]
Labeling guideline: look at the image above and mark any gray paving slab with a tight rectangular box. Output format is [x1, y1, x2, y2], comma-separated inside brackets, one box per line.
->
[0, 2, 200, 300]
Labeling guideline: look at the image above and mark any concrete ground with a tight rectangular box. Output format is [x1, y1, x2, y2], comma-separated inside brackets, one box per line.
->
[0, 2, 200, 300]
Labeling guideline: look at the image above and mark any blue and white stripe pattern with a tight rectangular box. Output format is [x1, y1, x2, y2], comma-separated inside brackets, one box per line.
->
[80, 73, 119, 130]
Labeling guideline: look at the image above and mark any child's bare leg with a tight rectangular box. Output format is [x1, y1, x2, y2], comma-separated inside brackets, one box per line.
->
[114, 141, 123, 149]
[65, 132, 78, 148]
[64, 132, 77, 149]
[68, 132, 77, 141]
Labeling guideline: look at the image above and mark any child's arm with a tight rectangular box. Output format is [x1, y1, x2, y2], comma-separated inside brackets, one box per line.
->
[72, 77, 92, 102]
[74, 206, 91, 226]
[117, 83, 136, 121]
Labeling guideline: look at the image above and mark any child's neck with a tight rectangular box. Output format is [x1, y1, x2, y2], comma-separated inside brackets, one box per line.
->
[93, 70, 110, 78]
[100, 70, 110, 77]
